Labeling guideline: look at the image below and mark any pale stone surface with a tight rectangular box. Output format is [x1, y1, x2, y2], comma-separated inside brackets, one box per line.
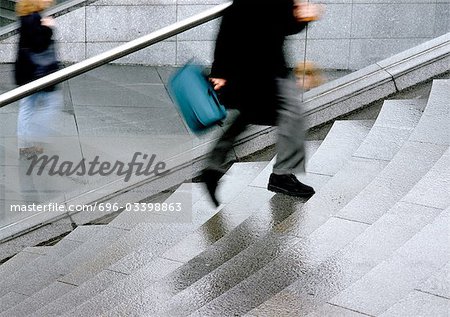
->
[1, 1, 446, 68]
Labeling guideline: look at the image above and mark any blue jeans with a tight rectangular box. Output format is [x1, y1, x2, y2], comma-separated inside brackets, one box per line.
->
[17, 90, 62, 148]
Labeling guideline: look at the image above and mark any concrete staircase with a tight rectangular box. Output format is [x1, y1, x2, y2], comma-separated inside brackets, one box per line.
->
[0, 79, 448, 316]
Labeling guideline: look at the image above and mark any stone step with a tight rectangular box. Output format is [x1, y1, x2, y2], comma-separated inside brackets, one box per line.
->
[0, 282, 78, 317]
[0, 246, 50, 278]
[407, 79, 449, 147]
[416, 261, 450, 300]
[0, 180, 206, 314]
[326, 207, 449, 316]
[0, 272, 124, 317]
[63, 224, 106, 242]
[0, 247, 53, 311]
[378, 290, 449, 317]
[378, 261, 450, 317]
[0, 225, 122, 302]
[74, 105, 418, 314]
[84, 120, 376, 316]
[247, 149, 449, 317]
[251, 120, 374, 187]
[0, 225, 104, 287]
[351, 99, 427, 161]
[0, 15, 14, 26]
[16, 162, 269, 316]
[0, 292, 28, 314]
[0, 225, 100, 293]
[0, 239, 83, 301]
[0, 226, 102, 291]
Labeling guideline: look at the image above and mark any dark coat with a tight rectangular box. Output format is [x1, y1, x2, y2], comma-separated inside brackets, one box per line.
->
[15, 12, 57, 87]
[210, 0, 307, 125]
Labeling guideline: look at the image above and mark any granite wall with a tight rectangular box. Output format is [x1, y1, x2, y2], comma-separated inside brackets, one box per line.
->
[0, 0, 448, 70]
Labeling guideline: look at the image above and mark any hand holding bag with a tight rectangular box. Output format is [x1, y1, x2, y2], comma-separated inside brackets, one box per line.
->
[168, 63, 227, 134]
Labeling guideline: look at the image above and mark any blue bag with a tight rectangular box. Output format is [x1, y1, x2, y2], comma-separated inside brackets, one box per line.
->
[168, 63, 227, 134]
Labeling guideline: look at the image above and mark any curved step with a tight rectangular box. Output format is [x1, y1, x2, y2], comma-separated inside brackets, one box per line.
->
[352, 99, 426, 161]
[335, 81, 449, 225]
[0, 221, 104, 284]
[0, 226, 98, 298]
[250, 120, 373, 188]
[320, 150, 450, 315]
[0, 247, 50, 277]
[408, 79, 449, 146]
[378, 260, 450, 317]
[0, 225, 121, 301]
[416, 261, 450, 300]
[191, 147, 448, 316]
[326, 207, 449, 316]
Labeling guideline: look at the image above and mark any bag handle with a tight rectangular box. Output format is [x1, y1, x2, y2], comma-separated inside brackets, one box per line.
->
[208, 86, 222, 108]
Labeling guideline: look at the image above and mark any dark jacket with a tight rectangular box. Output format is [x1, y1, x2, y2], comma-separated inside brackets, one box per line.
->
[15, 12, 58, 87]
[211, 0, 307, 125]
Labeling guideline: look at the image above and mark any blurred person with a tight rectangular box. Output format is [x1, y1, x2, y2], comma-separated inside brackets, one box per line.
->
[15, 0, 61, 158]
[203, 0, 323, 206]
[295, 61, 324, 91]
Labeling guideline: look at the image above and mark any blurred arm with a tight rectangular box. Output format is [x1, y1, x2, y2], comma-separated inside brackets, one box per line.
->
[21, 13, 53, 52]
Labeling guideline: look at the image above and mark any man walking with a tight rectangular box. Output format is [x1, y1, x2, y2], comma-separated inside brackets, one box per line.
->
[203, 0, 323, 206]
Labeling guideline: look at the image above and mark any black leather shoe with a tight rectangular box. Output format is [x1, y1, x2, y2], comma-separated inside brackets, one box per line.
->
[268, 173, 315, 198]
[201, 169, 224, 207]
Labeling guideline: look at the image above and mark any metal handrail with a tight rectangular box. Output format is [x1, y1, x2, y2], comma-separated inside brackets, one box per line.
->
[0, 2, 231, 107]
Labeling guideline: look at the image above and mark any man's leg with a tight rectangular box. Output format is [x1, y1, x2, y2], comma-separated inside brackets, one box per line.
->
[272, 77, 306, 175]
[204, 113, 248, 206]
[269, 77, 314, 197]
[208, 113, 248, 171]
